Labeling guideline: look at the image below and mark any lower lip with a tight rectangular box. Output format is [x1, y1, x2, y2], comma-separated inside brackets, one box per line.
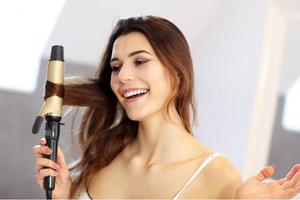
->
[124, 92, 148, 103]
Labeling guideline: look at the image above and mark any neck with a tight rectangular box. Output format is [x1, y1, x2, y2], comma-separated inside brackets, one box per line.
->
[127, 107, 193, 168]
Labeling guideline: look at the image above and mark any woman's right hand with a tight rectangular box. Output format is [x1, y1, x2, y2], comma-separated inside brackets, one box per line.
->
[32, 138, 72, 199]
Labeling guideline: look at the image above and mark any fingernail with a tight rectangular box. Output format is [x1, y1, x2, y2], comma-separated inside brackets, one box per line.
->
[46, 148, 52, 154]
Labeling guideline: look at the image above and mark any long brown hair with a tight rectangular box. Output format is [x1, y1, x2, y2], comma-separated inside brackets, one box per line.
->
[63, 15, 196, 197]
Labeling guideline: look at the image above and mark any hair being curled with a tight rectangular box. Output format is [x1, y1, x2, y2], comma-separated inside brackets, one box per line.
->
[63, 15, 196, 197]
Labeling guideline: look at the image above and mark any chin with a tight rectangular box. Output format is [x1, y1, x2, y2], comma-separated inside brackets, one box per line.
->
[126, 112, 146, 121]
[126, 109, 160, 122]
[125, 108, 154, 121]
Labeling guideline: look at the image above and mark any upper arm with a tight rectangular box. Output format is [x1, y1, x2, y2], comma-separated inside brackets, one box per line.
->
[206, 156, 242, 198]
[180, 155, 242, 199]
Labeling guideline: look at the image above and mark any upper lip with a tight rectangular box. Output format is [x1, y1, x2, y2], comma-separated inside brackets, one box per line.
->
[119, 87, 149, 97]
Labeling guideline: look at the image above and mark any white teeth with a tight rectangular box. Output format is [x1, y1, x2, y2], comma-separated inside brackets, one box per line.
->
[123, 89, 148, 98]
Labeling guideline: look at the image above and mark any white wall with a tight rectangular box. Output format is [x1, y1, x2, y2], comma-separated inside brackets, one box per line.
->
[192, 0, 268, 173]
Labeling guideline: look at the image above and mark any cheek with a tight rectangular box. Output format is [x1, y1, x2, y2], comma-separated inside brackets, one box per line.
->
[147, 71, 173, 106]
[150, 69, 172, 92]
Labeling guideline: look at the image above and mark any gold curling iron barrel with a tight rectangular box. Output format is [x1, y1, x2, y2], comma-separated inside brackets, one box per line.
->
[32, 45, 65, 199]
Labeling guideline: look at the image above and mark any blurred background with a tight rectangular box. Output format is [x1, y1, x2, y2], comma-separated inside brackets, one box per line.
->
[0, 0, 299, 198]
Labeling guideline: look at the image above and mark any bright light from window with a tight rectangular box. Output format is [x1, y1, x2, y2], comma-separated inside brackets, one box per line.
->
[0, 0, 65, 94]
[282, 77, 300, 132]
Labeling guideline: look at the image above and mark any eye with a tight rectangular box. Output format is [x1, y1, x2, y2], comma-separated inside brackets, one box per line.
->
[111, 66, 121, 73]
[134, 59, 147, 66]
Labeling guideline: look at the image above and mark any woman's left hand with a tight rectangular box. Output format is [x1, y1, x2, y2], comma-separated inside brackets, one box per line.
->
[237, 164, 300, 199]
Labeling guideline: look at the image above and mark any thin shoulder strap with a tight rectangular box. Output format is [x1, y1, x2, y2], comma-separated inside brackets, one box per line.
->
[171, 153, 222, 200]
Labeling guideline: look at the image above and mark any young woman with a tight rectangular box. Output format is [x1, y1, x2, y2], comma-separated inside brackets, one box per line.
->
[32, 16, 300, 199]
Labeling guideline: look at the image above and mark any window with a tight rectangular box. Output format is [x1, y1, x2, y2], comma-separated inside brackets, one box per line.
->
[282, 77, 300, 132]
[0, 0, 66, 93]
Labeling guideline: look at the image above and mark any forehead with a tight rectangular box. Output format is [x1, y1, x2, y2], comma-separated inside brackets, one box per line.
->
[111, 32, 155, 57]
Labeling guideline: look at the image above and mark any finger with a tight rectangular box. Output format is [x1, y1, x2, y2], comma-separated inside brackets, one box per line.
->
[296, 181, 300, 189]
[286, 164, 300, 181]
[35, 157, 60, 173]
[255, 165, 276, 181]
[282, 171, 300, 190]
[32, 145, 52, 158]
[36, 168, 59, 181]
[297, 183, 300, 193]
[293, 172, 300, 188]
[39, 137, 47, 146]
[278, 177, 287, 185]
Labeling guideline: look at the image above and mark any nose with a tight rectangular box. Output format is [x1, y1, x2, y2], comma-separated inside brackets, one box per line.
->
[117, 63, 134, 83]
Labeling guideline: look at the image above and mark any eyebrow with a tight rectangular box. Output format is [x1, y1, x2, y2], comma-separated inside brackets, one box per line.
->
[110, 50, 152, 63]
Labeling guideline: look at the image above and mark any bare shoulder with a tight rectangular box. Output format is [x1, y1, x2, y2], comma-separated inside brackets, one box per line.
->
[175, 137, 242, 199]
[204, 155, 242, 198]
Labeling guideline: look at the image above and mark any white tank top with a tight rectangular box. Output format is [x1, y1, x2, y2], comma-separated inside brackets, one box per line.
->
[77, 153, 221, 199]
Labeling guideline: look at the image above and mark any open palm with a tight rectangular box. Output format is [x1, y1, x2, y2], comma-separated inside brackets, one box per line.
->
[237, 164, 300, 199]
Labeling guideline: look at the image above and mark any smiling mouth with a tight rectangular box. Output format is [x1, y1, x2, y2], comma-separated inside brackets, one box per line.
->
[122, 89, 150, 103]
[126, 92, 147, 100]
[123, 89, 149, 100]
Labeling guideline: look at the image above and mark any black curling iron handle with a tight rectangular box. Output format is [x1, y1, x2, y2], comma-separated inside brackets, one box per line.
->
[43, 115, 61, 193]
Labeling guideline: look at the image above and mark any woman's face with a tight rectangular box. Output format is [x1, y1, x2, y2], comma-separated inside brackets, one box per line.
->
[110, 32, 172, 121]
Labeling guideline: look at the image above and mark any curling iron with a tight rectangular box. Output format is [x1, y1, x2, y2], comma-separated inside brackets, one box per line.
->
[32, 45, 65, 199]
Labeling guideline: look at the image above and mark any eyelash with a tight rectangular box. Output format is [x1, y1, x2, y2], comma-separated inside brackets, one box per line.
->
[111, 66, 121, 72]
[134, 60, 147, 65]
[111, 60, 148, 72]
